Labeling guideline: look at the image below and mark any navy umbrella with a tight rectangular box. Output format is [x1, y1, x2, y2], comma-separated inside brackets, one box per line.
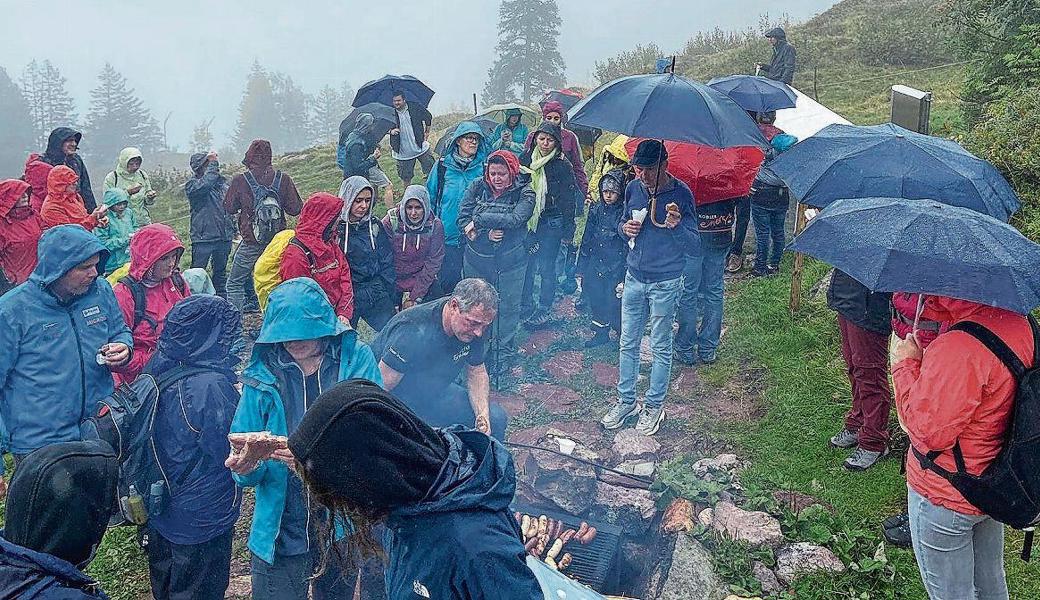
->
[338, 103, 396, 148]
[707, 75, 797, 113]
[789, 197, 1040, 314]
[541, 89, 602, 147]
[353, 74, 434, 108]
[770, 123, 1020, 221]
[567, 73, 767, 148]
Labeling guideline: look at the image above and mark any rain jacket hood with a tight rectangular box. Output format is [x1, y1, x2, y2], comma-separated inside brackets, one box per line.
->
[242, 139, 273, 174]
[399, 185, 433, 231]
[43, 127, 81, 164]
[103, 188, 129, 208]
[154, 293, 241, 373]
[337, 176, 375, 224]
[765, 27, 787, 40]
[30, 225, 109, 288]
[189, 152, 209, 175]
[0, 180, 42, 285]
[254, 277, 350, 345]
[426, 121, 494, 246]
[296, 192, 344, 244]
[444, 120, 492, 168]
[127, 224, 185, 280]
[46, 165, 79, 203]
[486, 149, 521, 190]
[532, 121, 564, 152]
[0, 535, 109, 599]
[384, 186, 444, 300]
[0, 179, 31, 220]
[114, 147, 143, 179]
[919, 295, 1004, 323]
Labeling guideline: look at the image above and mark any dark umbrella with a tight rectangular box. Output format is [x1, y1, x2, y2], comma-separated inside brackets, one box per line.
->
[433, 117, 498, 156]
[789, 197, 1040, 314]
[353, 74, 434, 108]
[770, 123, 1020, 221]
[338, 103, 396, 148]
[541, 89, 602, 147]
[707, 75, 797, 113]
[567, 73, 767, 148]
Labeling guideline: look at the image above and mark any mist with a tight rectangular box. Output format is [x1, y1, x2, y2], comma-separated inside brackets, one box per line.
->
[0, 0, 836, 151]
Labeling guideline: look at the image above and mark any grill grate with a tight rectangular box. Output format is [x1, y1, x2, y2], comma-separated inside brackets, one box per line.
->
[512, 501, 622, 592]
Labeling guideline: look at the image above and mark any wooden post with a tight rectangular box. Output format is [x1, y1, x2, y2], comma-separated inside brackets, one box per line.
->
[473, 93, 478, 115]
[789, 203, 809, 315]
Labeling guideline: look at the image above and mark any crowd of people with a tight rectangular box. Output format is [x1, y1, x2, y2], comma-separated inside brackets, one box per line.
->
[0, 30, 1033, 600]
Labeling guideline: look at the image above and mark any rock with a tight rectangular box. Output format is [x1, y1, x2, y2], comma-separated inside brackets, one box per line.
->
[518, 447, 597, 514]
[775, 542, 846, 584]
[599, 460, 656, 489]
[698, 507, 714, 527]
[541, 350, 585, 380]
[772, 490, 825, 513]
[225, 575, 251, 599]
[589, 481, 657, 535]
[613, 428, 662, 462]
[711, 501, 785, 548]
[590, 361, 619, 387]
[491, 391, 526, 417]
[507, 425, 549, 446]
[641, 533, 726, 600]
[519, 329, 562, 355]
[517, 382, 580, 414]
[752, 561, 782, 594]
[544, 420, 605, 449]
[692, 453, 741, 476]
[661, 498, 696, 533]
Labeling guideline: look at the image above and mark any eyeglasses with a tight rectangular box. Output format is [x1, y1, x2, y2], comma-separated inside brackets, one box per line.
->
[459, 136, 481, 144]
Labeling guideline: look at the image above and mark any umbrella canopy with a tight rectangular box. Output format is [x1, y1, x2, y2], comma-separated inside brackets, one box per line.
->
[477, 103, 540, 129]
[770, 123, 1020, 221]
[353, 74, 434, 108]
[567, 73, 767, 148]
[433, 117, 499, 156]
[624, 138, 764, 205]
[789, 197, 1040, 314]
[540, 88, 585, 111]
[338, 103, 396, 147]
[707, 75, 797, 113]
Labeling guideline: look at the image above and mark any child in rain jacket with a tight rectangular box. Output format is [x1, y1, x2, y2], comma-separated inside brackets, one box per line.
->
[94, 188, 142, 275]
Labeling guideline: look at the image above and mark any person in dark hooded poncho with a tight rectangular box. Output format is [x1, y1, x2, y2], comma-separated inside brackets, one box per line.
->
[185, 152, 235, 298]
[757, 28, 796, 84]
[25, 127, 97, 213]
[338, 176, 396, 331]
[382, 184, 446, 308]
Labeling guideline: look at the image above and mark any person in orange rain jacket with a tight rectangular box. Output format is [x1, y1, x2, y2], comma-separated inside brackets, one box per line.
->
[111, 224, 190, 384]
[279, 192, 355, 323]
[0, 180, 44, 293]
[893, 295, 1035, 600]
[40, 166, 107, 231]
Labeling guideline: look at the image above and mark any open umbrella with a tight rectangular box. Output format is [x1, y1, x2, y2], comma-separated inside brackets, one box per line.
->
[624, 138, 765, 204]
[353, 74, 435, 108]
[338, 103, 397, 147]
[567, 73, 767, 148]
[707, 75, 797, 113]
[433, 117, 498, 156]
[539, 89, 602, 148]
[476, 103, 540, 127]
[789, 197, 1040, 314]
[770, 123, 1020, 221]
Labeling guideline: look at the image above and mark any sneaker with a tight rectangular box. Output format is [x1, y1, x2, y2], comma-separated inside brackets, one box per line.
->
[725, 253, 743, 273]
[882, 513, 909, 531]
[843, 446, 889, 471]
[767, 265, 780, 276]
[635, 405, 666, 436]
[600, 401, 640, 430]
[829, 428, 859, 449]
[882, 514, 913, 549]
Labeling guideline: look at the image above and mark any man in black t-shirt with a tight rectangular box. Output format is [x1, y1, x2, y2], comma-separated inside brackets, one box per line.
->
[370, 278, 508, 439]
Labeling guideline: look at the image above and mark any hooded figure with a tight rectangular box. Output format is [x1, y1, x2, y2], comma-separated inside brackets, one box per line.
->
[223, 140, 303, 246]
[35, 127, 97, 212]
[22, 153, 53, 213]
[112, 224, 190, 384]
[339, 176, 396, 330]
[382, 185, 445, 304]
[587, 134, 631, 199]
[761, 27, 796, 84]
[524, 101, 589, 192]
[41, 166, 101, 231]
[280, 192, 355, 321]
[103, 147, 155, 224]
[141, 295, 242, 600]
[186, 152, 235, 298]
[491, 108, 529, 155]
[338, 113, 380, 179]
[577, 168, 629, 340]
[426, 121, 493, 247]
[0, 440, 117, 600]
[0, 179, 44, 289]
[287, 380, 543, 600]
[94, 188, 141, 275]
[0, 225, 132, 473]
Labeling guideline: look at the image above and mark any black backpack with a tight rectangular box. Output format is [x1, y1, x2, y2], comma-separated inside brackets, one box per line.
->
[913, 316, 1040, 558]
[119, 273, 189, 330]
[244, 170, 284, 245]
[80, 366, 211, 525]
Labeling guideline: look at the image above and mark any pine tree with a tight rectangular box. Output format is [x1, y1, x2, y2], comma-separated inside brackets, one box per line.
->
[190, 120, 214, 154]
[269, 72, 311, 150]
[310, 85, 342, 145]
[0, 67, 35, 174]
[21, 59, 78, 149]
[83, 63, 163, 165]
[233, 61, 278, 154]
[482, 0, 567, 104]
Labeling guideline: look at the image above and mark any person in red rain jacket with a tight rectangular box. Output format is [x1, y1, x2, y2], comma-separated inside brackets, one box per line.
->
[112, 224, 190, 384]
[22, 154, 52, 214]
[0, 180, 44, 292]
[893, 295, 1035, 599]
[40, 166, 108, 231]
[280, 192, 355, 323]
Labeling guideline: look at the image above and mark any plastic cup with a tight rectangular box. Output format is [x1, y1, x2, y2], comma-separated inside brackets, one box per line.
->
[558, 438, 576, 455]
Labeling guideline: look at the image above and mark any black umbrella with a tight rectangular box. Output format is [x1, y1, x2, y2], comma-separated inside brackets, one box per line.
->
[338, 103, 396, 148]
[353, 74, 434, 108]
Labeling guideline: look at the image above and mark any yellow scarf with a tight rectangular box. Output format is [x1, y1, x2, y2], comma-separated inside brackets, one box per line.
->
[520, 148, 557, 232]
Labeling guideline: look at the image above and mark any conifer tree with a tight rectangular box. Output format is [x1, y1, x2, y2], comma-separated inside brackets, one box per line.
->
[0, 67, 35, 174]
[233, 61, 278, 154]
[482, 0, 566, 104]
[83, 63, 163, 164]
[21, 59, 78, 148]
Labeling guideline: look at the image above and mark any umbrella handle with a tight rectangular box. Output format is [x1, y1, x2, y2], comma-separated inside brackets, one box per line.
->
[912, 294, 926, 338]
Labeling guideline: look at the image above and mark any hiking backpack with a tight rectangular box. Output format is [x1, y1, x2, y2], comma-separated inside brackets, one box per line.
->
[244, 170, 285, 245]
[913, 316, 1040, 558]
[252, 229, 316, 311]
[119, 273, 189, 330]
[80, 366, 211, 525]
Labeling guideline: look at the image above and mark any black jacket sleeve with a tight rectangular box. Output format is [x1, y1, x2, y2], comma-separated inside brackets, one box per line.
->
[474, 185, 536, 231]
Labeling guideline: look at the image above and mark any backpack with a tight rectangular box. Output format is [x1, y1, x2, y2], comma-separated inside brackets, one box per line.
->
[913, 316, 1040, 559]
[119, 273, 189, 330]
[244, 170, 284, 245]
[80, 365, 212, 525]
[252, 229, 315, 311]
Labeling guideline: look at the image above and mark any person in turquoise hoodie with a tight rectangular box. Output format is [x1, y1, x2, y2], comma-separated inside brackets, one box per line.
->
[227, 276, 382, 600]
[425, 121, 491, 297]
[94, 188, 141, 275]
[491, 108, 529, 156]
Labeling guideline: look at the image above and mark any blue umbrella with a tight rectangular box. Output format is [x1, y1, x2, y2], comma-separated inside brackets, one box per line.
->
[338, 103, 397, 147]
[770, 123, 1020, 221]
[707, 75, 797, 113]
[789, 197, 1040, 314]
[353, 74, 434, 108]
[567, 73, 767, 148]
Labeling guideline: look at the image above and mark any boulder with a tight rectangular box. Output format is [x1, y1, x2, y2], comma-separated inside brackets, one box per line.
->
[775, 542, 846, 584]
[518, 447, 597, 515]
[491, 390, 527, 417]
[598, 460, 656, 489]
[613, 428, 662, 462]
[711, 501, 785, 548]
[692, 453, 741, 477]
[519, 329, 562, 355]
[641, 533, 726, 600]
[589, 481, 657, 535]
[752, 561, 782, 594]
[660, 498, 696, 533]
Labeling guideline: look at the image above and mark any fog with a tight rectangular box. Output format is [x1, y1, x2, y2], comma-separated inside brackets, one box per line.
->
[0, 0, 836, 149]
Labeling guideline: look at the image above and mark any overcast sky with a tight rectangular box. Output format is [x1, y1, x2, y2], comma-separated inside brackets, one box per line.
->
[0, 0, 836, 149]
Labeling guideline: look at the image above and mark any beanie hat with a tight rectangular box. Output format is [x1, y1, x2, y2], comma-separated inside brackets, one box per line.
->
[288, 379, 449, 512]
[599, 171, 624, 196]
[542, 100, 564, 118]
[630, 139, 668, 167]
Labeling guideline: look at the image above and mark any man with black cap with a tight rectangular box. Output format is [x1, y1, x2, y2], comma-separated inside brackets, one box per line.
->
[757, 28, 796, 84]
[601, 140, 697, 436]
[0, 440, 118, 599]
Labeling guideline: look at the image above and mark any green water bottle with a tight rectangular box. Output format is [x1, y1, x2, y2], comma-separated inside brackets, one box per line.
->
[126, 484, 148, 525]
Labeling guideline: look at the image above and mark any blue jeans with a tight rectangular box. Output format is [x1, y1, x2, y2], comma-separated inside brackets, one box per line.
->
[675, 245, 728, 360]
[752, 205, 786, 271]
[908, 486, 1008, 600]
[617, 272, 682, 410]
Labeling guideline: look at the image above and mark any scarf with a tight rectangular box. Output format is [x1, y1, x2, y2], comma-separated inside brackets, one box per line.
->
[520, 148, 557, 232]
[453, 149, 475, 169]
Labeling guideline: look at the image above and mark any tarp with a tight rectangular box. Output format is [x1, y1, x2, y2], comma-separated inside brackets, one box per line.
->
[774, 87, 852, 141]
[625, 138, 765, 205]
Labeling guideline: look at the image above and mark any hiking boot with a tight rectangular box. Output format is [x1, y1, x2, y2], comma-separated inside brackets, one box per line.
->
[725, 253, 743, 273]
[843, 446, 889, 471]
[600, 401, 640, 430]
[882, 513, 909, 530]
[829, 428, 859, 449]
[585, 328, 611, 348]
[635, 405, 666, 436]
[882, 513, 913, 549]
